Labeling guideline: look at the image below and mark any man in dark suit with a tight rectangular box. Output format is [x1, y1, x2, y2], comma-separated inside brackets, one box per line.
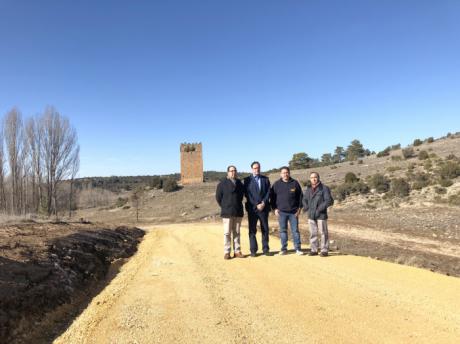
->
[244, 161, 271, 257]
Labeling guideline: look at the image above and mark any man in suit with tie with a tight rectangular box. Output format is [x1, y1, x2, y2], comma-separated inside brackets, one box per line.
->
[244, 161, 271, 257]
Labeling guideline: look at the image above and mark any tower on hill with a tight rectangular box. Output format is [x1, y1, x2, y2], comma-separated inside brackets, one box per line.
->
[180, 143, 203, 185]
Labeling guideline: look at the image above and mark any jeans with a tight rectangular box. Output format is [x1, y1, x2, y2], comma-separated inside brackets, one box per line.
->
[278, 211, 301, 251]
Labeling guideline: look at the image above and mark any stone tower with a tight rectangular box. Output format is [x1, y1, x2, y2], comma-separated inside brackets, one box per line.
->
[180, 142, 203, 185]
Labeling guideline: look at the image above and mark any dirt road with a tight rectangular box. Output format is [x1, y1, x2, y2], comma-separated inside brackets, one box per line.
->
[54, 223, 460, 344]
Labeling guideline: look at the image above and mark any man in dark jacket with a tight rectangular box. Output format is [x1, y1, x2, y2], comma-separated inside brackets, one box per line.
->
[216, 165, 245, 260]
[244, 161, 271, 257]
[302, 172, 334, 257]
[270, 166, 304, 255]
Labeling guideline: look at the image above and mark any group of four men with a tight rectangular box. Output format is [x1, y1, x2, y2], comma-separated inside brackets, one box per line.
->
[215, 162, 334, 260]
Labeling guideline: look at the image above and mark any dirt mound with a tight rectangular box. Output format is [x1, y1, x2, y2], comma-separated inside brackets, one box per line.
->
[0, 222, 144, 344]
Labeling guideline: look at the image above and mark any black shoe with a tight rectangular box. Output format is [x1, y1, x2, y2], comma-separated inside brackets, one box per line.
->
[320, 252, 329, 257]
[263, 251, 271, 256]
[250, 252, 257, 257]
[308, 251, 318, 256]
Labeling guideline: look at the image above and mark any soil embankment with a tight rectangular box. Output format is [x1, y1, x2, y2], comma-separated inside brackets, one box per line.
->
[0, 221, 144, 344]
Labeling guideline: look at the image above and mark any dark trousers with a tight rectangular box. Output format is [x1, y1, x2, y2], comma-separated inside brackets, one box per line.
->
[248, 211, 270, 253]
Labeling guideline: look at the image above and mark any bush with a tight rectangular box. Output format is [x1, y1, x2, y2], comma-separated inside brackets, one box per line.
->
[334, 184, 351, 201]
[149, 176, 163, 189]
[438, 179, 453, 187]
[418, 150, 429, 160]
[407, 163, 416, 172]
[386, 166, 401, 173]
[377, 147, 391, 157]
[369, 174, 390, 193]
[446, 154, 458, 160]
[115, 197, 128, 208]
[391, 155, 403, 161]
[163, 179, 178, 192]
[413, 139, 423, 146]
[423, 160, 432, 171]
[390, 178, 410, 197]
[402, 147, 415, 159]
[358, 159, 363, 164]
[344, 172, 359, 184]
[434, 187, 447, 195]
[448, 192, 460, 206]
[411, 172, 431, 190]
[351, 181, 370, 194]
[332, 180, 369, 201]
[426, 137, 434, 143]
[438, 161, 460, 179]
[391, 144, 401, 150]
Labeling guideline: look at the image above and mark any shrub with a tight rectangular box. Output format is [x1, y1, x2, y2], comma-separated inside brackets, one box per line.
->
[448, 192, 460, 206]
[377, 147, 391, 157]
[332, 180, 369, 201]
[413, 139, 423, 146]
[438, 161, 460, 179]
[149, 176, 163, 189]
[418, 150, 429, 160]
[115, 197, 128, 208]
[402, 148, 415, 159]
[386, 166, 401, 173]
[358, 159, 363, 164]
[390, 178, 410, 197]
[434, 187, 447, 195]
[391, 155, 403, 161]
[334, 184, 351, 201]
[411, 172, 431, 190]
[446, 154, 458, 160]
[426, 137, 434, 143]
[438, 179, 453, 187]
[163, 178, 178, 192]
[423, 160, 432, 171]
[344, 172, 359, 184]
[351, 181, 370, 194]
[391, 144, 401, 150]
[369, 174, 390, 193]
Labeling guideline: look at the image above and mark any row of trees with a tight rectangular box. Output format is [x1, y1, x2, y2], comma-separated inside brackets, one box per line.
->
[289, 139, 372, 170]
[0, 107, 80, 216]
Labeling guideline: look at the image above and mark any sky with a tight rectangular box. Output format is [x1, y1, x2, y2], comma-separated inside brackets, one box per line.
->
[0, 0, 459, 177]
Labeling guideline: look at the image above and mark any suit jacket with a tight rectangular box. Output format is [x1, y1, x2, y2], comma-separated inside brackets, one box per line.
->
[243, 175, 271, 213]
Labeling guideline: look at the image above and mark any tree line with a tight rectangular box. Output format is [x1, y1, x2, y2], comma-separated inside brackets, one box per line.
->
[287, 139, 372, 171]
[0, 106, 80, 216]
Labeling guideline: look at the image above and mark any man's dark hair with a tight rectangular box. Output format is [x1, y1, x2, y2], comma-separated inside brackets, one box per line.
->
[227, 165, 237, 172]
[251, 161, 260, 168]
[280, 166, 290, 173]
[310, 171, 320, 179]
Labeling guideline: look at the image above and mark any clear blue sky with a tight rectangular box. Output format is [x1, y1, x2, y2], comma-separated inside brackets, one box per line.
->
[1, 1, 459, 177]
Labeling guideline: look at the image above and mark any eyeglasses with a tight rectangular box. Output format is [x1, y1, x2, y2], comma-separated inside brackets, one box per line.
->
[229, 170, 237, 172]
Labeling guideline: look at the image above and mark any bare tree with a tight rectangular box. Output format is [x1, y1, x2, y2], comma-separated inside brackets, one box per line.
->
[68, 146, 80, 218]
[26, 117, 44, 213]
[4, 108, 25, 214]
[0, 121, 6, 211]
[40, 107, 80, 216]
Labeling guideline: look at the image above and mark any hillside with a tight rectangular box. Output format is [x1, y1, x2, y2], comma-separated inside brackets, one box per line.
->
[71, 134, 460, 277]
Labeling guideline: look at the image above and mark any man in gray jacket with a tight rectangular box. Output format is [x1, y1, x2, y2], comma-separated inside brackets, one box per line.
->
[302, 172, 334, 257]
